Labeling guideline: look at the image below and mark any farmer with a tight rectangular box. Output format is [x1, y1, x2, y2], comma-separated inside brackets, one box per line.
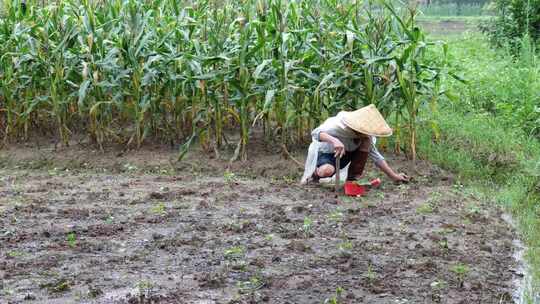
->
[301, 104, 409, 191]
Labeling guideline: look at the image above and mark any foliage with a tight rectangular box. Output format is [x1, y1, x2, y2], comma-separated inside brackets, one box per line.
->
[0, 0, 451, 161]
[417, 33, 540, 297]
[437, 34, 540, 139]
[481, 0, 540, 50]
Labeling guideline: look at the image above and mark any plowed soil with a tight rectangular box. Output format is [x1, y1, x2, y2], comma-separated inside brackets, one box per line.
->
[0, 144, 520, 304]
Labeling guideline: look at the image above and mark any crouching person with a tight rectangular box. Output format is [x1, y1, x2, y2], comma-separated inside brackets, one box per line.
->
[301, 104, 408, 190]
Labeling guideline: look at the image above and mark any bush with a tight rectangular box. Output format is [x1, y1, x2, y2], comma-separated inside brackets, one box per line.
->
[481, 0, 540, 50]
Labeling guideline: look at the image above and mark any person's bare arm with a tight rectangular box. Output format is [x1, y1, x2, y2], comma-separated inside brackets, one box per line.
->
[375, 160, 409, 183]
[319, 132, 345, 157]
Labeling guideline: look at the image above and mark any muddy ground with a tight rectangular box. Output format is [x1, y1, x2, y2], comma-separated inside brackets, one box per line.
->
[0, 143, 520, 304]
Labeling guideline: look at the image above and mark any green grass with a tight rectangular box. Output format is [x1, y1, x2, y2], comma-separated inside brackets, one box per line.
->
[415, 34, 540, 299]
[437, 33, 540, 137]
[414, 30, 540, 301]
[418, 107, 540, 300]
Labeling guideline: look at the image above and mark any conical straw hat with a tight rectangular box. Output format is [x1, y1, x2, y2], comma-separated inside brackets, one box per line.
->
[342, 104, 392, 137]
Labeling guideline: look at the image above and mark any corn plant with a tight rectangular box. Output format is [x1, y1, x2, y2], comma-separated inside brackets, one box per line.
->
[0, 0, 451, 160]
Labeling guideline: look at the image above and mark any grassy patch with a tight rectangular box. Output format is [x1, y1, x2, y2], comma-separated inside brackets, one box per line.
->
[416, 32, 540, 299]
[418, 107, 540, 295]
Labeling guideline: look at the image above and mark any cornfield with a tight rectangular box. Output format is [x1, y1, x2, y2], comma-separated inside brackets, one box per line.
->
[0, 0, 453, 161]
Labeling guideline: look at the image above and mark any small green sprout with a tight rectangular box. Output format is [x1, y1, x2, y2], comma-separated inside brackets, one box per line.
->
[324, 286, 345, 304]
[366, 264, 376, 283]
[67, 232, 77, 248]
[224, 171, 236, 184]
[224, 246, 245, 260]
[451, 263, 470, 283]
[302, 216, 313, 237]
[237, 276, 264, 293]
[151, 202, 167, 215]
[416, 203, 434, 214]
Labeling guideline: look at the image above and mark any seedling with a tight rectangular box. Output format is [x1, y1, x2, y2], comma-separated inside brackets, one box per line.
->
[324, 286, 345, 304]
[366, 264, 376, 283]
[224, 246, 245, 260]
[151, 202, 167, 215]
[282, 175, 295, 184]
[430, 279, 448, 290]
[466, 203, 481, 216]
[328, 209, 344, 223]
[67, 233, 77, 248]
[136, 280, 155, 297]
[41, 279, 71, 293]
[224, 171, 236, 184]
[338, 241, 353, 257]
[105, 215, 115, 225]
[302, 216, 313, 238]
[54, 281, 70, 293]
[237, 275, 264, 294]
[6, 251, 24, 258]
[123, 163, 138, 172]
[416, 203, 434, 214]
[438, 239, 449, 252]
[450, 263, 470, 285]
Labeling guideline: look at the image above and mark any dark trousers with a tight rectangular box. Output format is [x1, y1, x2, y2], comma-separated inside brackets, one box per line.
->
[316, 148, 369, 181]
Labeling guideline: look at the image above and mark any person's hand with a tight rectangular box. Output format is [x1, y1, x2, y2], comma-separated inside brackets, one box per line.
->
[333, 139, 345, 158]
[392, 173, 410, 183]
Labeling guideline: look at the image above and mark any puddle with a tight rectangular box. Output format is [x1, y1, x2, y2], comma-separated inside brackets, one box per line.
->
[502, 213, 540, 304]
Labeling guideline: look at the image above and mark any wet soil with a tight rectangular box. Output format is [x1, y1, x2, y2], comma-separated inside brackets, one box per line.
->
[0, 144, 519, 303]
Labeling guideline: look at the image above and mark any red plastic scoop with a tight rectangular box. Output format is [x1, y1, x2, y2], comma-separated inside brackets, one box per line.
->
[344, 178, 382, 196]
[344, 181, 366, 196]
